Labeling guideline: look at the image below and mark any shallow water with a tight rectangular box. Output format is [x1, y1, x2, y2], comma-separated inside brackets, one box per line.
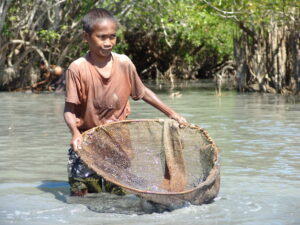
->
[0, 81, 300, 225]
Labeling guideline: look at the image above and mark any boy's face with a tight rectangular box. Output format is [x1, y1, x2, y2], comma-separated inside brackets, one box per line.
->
[83, 19, 117, 58]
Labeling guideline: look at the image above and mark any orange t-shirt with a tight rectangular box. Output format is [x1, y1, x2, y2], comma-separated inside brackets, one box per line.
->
[65, 52, 145, 131]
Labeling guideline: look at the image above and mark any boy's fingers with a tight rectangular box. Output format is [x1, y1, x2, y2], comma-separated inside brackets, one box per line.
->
[171, 114, 188, 128]
[178, 118, 188, 128]
[70, 141, 77, 150]
[76, 138, 83, 150]
[73, 140, 78, 150]
[71, 137, 82, 150]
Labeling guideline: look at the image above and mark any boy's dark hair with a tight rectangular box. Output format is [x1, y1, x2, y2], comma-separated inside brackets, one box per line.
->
[82, 8, 117, 34]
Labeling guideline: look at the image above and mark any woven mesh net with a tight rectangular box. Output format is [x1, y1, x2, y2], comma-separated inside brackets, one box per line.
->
[76, 119, 220, 206]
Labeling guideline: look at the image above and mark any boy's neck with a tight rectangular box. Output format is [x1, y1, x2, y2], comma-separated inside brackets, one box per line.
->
[89, 52, 112, 68]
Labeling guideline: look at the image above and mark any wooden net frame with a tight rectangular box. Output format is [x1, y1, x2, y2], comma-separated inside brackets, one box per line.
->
[76, 119, 220, 206]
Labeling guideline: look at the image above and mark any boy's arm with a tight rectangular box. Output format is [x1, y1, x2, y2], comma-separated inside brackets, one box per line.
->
[64, 102, 82, 150]
[142, 87, 188, 126]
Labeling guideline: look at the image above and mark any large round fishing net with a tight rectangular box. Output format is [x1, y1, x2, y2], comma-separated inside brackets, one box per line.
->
[76, 119, 220, 206]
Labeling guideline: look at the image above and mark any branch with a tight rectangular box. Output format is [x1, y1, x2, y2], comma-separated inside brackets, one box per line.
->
[119, 2, 135, 17]
[160, 18, 172, 48]
[237, 21, 257, 40]
[14, 45, 48, 68]
[31, 0, 66, 30]
[0, 40, 31, 54]
[155, 0, 172, 48]
[27, 2, 40, 30]
[57, 32, 82, 65]
[0, 0, 13, 33]
[202, 0, 241, 21]
[0, 39, 48, 68]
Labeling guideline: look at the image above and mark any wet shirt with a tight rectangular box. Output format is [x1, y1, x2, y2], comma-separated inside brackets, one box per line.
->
[65, 52, 145, 131]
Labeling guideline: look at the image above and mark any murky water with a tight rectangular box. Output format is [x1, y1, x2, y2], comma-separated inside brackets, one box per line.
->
[0, 81, 300, 225]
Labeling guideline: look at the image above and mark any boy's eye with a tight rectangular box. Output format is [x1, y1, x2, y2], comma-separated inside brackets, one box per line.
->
[97, 34, 117, 40]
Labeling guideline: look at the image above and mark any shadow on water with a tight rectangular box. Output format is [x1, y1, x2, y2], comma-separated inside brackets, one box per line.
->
[37, 180, 188, 215]
[67, 193, 190, 215]
[37, 180, 69, 203]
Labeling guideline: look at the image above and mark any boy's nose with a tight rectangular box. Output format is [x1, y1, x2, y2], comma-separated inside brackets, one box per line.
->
[103, 39, 112, 47]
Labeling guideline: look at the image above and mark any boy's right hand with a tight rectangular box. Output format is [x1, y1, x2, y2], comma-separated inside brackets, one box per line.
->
[170, 113, 188, 128]
[71, 132, 83, 150]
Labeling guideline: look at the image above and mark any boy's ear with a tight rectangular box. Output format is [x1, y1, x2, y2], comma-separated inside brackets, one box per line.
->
[82, 31, 89, 42]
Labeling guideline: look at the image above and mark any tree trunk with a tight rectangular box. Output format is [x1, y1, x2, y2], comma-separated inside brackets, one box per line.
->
[234, 15, 299, 94]
[234, 37, 247, 92]
[290, 30, 300, 94]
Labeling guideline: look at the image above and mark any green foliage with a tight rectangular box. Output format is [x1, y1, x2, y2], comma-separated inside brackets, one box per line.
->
[3, 0, 298, 90]
[114, 27, 128, 54]
[37, 30, 61, 44]
[204, 0, 299, 27]
[1, 23, 11, 37]
[119, 0, 236, 77]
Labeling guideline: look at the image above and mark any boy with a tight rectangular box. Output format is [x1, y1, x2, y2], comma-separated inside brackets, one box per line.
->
[64, 8, 187, 196]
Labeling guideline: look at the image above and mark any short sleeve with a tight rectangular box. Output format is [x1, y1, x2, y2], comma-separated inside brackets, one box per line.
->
[65, 67, 82, 105]
[128, 60, 145, 100]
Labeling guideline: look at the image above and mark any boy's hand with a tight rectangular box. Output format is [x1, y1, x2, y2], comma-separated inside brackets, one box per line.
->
[170, 113, 188, 128]
[71, 132, 83, 150]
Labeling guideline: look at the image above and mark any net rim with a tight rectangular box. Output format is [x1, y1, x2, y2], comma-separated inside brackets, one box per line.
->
[79, 119, 220, 195]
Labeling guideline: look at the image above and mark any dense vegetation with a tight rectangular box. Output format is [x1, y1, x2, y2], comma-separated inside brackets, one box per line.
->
[0, 0, 299, 94]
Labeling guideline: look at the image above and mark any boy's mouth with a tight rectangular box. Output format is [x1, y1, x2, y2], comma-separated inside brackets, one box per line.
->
[100, 49, 112, 56]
